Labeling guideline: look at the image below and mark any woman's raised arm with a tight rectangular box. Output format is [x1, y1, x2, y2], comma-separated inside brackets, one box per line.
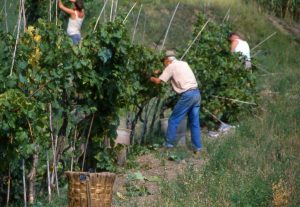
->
[58, 0, 75, 17]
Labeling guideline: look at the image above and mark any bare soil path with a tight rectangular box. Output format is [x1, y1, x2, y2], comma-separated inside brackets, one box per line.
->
[112, 150, 206, 207]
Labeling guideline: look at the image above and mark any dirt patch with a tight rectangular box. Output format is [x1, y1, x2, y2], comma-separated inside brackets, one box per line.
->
[112, 151, 205, 207]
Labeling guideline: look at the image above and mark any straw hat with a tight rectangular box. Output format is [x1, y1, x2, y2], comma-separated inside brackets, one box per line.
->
[165, 50, 176, 58]
[161, 50, 176, 62]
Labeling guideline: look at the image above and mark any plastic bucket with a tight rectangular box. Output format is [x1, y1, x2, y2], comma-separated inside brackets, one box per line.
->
[115, 128, 131, 145]
[115, 128, 131, 166]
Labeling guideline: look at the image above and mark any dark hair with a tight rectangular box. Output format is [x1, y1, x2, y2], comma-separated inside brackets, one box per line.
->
[228, 32, 239, 41]
[75, 1, 84, 11]
[228, 32, 236, 37]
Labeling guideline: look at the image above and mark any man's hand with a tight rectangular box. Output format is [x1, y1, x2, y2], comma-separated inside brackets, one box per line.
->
[153, 69, 161, 75]
[150, 77, 161, 85]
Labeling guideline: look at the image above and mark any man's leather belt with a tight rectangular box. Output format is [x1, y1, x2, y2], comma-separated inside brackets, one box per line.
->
[182, 87, 198, 94]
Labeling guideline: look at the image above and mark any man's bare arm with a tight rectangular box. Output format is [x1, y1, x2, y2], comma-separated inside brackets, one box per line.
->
[150, 77, 161, 85]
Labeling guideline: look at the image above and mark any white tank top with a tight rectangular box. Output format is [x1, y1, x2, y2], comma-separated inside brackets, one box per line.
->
[67, 11, 84, 36]
[234, 39, 251, 61]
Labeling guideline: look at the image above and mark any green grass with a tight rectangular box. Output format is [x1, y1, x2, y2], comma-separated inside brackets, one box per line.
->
[32, 188, 68, 207]
[6, 187, 68, 207]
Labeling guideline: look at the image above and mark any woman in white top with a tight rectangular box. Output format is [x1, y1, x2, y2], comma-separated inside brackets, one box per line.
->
[229, 32, 251, 69]
[58, 0, 84, 45]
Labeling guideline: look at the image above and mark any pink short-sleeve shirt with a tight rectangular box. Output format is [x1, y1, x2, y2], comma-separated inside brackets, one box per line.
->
[159, 60, 198, 94]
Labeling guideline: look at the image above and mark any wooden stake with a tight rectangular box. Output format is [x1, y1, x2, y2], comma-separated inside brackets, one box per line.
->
[149, 97, 161, 133]
[160, 2, 180, 52]
[123, 2, 137, 24]
[93, 0, 108, 32]
[10, 0, 22, 76]
[113, 0, 118, 21]
[131, 4, 143, 44]
[252, 62, 271, 74]
[180, 19, 210, 60]
[48, 103, 60, 196]
[50, 135, 60, 196]
[21, 0, 26, 31]
[22, 159, 27, 207]
[0, 4, 4, 14]
[222, 8, 231, 23]
[6, 166, 11, 206]
[46, 153, 52, 202]
[49, 0, 52, 22]
[103, 0, 106, 22]
[26, 120, 38, 204]
[81, 114, 95, 171]
[4, 0, 8, 32]
[28, 149, 39, 204]
[49, 103, 55, 180]
[70, 127, 77, 172]
[13, 22, 17, 36]
[54, 146, 59, 196]
[142, 13, 147, 43]
[55, 0, 58, 25]
[110, 0, 114, 22]
[251, 32, 277, 51]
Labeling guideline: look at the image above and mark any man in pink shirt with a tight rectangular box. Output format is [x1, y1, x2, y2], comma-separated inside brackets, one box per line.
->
[150, 51, 202, 155]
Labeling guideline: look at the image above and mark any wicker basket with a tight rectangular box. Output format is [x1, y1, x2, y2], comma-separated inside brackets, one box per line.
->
[65, 171, 116, 207]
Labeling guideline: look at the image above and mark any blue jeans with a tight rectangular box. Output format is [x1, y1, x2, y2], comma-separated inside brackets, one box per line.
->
[165, 89, 202, 151]
[69, 34, 81, 45]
